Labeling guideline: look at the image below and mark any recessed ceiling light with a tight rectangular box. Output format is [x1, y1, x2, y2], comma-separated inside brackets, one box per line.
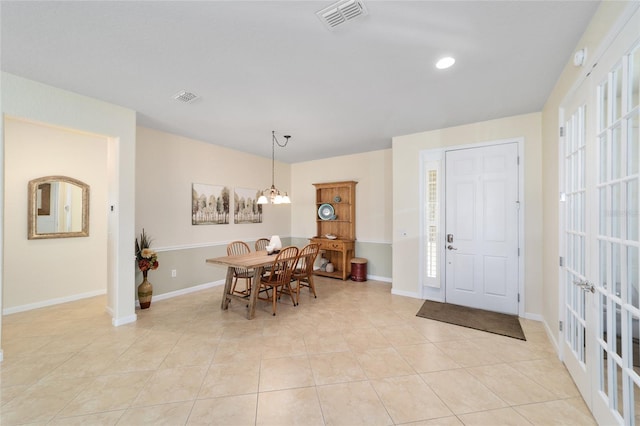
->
[436, 57, 455, 70]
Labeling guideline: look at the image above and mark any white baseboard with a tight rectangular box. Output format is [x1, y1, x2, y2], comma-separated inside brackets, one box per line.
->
[367, 274, 392, 283]
[522, 312, 544, 322]
[2, 289, 107, 315]
[112, 314, 137, 327]
[542, 319, 560, 356]
[135, 280, 225, 308]
[391, 288, 421, 299]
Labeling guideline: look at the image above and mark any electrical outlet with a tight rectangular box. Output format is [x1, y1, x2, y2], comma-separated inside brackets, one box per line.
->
[171, 269, 177, 278]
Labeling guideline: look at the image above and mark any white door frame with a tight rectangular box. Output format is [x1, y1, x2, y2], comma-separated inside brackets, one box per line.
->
[419, 137, 525, 317]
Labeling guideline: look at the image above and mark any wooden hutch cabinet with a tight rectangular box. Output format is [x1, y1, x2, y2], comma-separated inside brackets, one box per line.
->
[310, 181, 357, 280]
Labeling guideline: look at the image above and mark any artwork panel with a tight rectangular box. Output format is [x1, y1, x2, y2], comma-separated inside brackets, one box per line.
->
[192, 183, 230, 225]
[234, 187, 263, 224]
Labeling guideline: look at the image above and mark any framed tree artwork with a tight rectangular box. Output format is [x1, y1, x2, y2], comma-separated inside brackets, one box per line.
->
[192, 183, 230, 225]
[234, 187, 263, 224]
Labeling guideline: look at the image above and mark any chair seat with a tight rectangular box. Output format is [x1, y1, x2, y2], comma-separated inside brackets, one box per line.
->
[236, 271, 254, 279]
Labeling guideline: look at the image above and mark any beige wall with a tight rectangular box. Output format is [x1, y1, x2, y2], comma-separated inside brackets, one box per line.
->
[135, 127, 292, 294]
[392, 113, 543, 314]
[290, 149, 393, 278]
[540, 1, 634, 348]
[3, 118, 108, 310]
[290, 149, 392, 243]
[136, 126, 291, 247]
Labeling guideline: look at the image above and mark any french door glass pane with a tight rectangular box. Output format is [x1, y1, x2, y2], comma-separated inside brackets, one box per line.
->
[568, 232, 574, 268]
[615, 363, 624, 417]
[601, 134, 609, 183]
[615, 302, 622, 357]
[601, 240, 609, 291]
[613, 243, 621, 297]
[629, 113, 639, 175]
[601, 292, 608, 343]
[630, 46, 639, 109]
[613, 66, 623, 122]
[601, 81, 610, 131]
[633, 379, 640, 425]
[602, 345, 610, 394]
[581, 235, 586, 274]
[612, 126, 622, 179]
[601, 188, 608, 234]
[629, 246, 639, 309]
[632, 313, 640, 367]
[612, 183, 621, 238]
[580, 192, 585, 232]
[629, 179, 639, 241]
[580, 149, 586, 190]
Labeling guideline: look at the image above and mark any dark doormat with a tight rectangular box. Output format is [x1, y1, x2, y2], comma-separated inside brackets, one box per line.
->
[416, 300, 526, 341]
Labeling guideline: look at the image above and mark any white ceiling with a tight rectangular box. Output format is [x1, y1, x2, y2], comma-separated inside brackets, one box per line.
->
[0, 1, 600, 163]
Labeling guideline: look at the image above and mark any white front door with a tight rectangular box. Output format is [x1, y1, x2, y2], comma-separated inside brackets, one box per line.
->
[444, 143, 519, 315]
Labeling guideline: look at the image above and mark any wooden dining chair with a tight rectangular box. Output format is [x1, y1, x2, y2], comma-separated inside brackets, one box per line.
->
[255, 238, 270, 252]
[291, 243, 320, 304]
[258, 246, 298, 315]
[227, 241, 253, 296]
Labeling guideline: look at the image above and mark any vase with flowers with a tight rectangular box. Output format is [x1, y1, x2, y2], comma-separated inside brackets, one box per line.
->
[135, 229, 159, 309]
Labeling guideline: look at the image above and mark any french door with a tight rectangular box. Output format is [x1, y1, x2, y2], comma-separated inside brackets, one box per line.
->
[561, 7, 639, 424]
[561, 94, 591, 399]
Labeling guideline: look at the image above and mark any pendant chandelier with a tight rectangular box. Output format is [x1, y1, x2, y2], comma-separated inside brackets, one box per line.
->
[257, 130, 291, 204]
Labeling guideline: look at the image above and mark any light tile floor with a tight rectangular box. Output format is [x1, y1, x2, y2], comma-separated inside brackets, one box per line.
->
[0, 278, 596, 425]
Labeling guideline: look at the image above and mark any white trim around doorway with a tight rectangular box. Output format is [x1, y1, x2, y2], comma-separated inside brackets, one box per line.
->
[419, 137, 526, 317]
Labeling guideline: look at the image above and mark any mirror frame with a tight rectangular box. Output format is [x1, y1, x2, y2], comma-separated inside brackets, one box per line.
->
[28, 175, 90, 239]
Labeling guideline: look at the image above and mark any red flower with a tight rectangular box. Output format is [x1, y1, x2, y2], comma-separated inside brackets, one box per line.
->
[138, 259, 151, 272]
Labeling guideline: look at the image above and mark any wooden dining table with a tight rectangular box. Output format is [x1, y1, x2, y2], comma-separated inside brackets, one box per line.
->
[206, 250, 275, 319]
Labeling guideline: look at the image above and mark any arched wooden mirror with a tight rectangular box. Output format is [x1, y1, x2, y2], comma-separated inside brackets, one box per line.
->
[28, 176, 89, 239]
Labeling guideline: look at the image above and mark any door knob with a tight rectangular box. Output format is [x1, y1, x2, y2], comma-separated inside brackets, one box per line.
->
[447, 245, 457, 250]
[572, 279, 595, 293]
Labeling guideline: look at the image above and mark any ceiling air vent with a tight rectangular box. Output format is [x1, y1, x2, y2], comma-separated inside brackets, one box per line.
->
[316, 0, 368, 30]
[172, 90, 199, 104]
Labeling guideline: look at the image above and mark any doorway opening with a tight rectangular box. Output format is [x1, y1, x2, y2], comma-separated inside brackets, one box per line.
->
[420, 138, 524, 316]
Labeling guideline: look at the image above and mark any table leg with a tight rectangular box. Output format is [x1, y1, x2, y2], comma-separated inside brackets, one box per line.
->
[221, 267, 234, 310]
[247, 266, 263, 319]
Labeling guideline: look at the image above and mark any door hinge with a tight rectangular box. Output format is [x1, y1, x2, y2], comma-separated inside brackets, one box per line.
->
[517, 156, 520, 165]
[559, 320, 563, 331]
[560, 126, 565, 137]
[559, 256, 564, 267]
[517, 293, 520, 303]
[518, 248, 520, 256]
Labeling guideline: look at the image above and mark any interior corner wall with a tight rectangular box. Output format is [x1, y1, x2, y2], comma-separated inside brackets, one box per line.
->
[540, 1, 633, 348]
[3, 118, 108, 310]
[290, 149, 393, 279]
[134, 126, 292, 296]
[392, 113, 544, 310]
[1, 72, 137, 325]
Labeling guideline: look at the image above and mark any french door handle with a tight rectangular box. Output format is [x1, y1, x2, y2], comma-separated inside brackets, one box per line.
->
[573, 279, 595, 293]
